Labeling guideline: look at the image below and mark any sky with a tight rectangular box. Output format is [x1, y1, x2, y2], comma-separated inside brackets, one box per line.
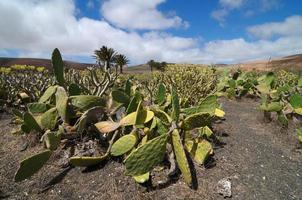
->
[0, 0, 302, 64]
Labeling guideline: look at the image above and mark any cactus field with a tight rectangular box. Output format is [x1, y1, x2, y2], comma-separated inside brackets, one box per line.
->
[0, 49, 301, 199]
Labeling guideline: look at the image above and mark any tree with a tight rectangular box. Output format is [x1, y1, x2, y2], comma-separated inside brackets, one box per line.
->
[147, 60, 166, 72]
[147, 60, 155, 72]
[114, 54, 129, 74]
[93, 46, 117, 71]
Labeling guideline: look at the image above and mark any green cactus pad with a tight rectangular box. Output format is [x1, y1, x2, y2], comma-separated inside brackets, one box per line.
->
[111, 132, 137, 156]
[70, 95, 106, 111]
[39, 86, 58, 103]
[14, 150, 52, 182]
[125, 133, 168, 176]
[126, 93, 142, 114]
[52, 48, 65, 86]
[183, 112, 212, 130]
[182, 95, 219, 116]
[21, 124, 31, 134]
[27, 103, 49, 113]
[23, 112, 42, 132]
[124, 79, 132, 96]
[155, 83, 166, 105]
[69, 156, 105, 167]
[111, 90, 130, 105]
[156, 118, 168, 135]
[12, 108, 23, 120]
[151, 108, 172, 126]
[171, 87, 180, 122]
[41, 107, 58, 130]
[44, 131, 61, 151]
[76, 106, 103, 134]
[198, 126, 213, 138]
[290, 94, 302, 109]
[68, 83, 82, 96]
[56, 86, 69, 123]
[120, 110, 154, 126]
[133, 172, 150, 183]
[191, 140, 213, 165]
[259, 102, 283, 112]
[171, 129, 192, 185]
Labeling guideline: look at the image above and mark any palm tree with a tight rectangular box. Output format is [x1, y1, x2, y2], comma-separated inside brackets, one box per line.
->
[114, 54, 129, 74]
[147, 59, 155, 72]
[93, 46, 117, 71]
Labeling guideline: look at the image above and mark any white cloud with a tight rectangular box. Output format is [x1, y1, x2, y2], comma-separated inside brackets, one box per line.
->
[211, 9, 229, 25]
[211, 0, 245, 25]
[101, 0, 188, 30]
[219, 0, 245, 9]
[247, 15, 302, 39]
[259, 0, 280, 11]
[211, 0, 281, 25]
[0, 0, 301, 65]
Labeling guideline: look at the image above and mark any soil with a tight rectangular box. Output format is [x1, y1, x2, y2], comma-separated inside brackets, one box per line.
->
[0, 98, 301, 200]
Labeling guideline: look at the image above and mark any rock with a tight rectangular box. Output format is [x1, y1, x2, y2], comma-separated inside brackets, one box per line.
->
[217, 178, 232, 198]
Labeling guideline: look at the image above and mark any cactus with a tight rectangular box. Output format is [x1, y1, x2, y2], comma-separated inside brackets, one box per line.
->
[125, 133, 168, 176]
[183, 113, 212, 130]
[27, 103, 49, 113]
[39, 86, 58, 103]
[155, 83, 166, 105]
[69, 95, 106, 111]
[52, 48, 65, 86]
[171, 87, 180, 121]
[40, 107, 58, 130]
[14, 150, 52, 182]
[69, 156, 106, 167]
[56, 86, 70, 123]
[23, 112, 42, 133]
[111, 131, 137, 156]
[43, 130, 61, 150]
[171, 129, 192, 185]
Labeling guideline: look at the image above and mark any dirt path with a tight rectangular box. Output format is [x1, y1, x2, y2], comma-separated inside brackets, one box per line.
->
[0, 99, 301, 200]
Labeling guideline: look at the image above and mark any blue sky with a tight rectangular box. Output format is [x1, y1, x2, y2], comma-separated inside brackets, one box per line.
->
[0, 0, 302, 64]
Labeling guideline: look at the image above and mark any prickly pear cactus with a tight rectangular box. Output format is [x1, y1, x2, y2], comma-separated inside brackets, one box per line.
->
[14, 150, 52, 182]
[172, 129, 192, 185]
[125, 133, 168, 176]
[52, 48, 65, 86]
[111, 131, 137, 156]
[69, 156, 106, 167]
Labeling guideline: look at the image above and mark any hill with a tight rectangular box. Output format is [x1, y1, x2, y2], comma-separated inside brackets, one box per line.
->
[0, 57, 94, 70]
[234, 54, 302, 72]
[1, 53, 302, 73]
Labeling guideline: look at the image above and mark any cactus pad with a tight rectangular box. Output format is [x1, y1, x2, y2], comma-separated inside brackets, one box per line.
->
[39, 86, 57, 103]
[69, 156, 105, 167]
[111, 90, 130, 105]
[95, 121, 120, 133]
[23, 112, 42, 132]
[111, 133, 137, 156]
[183, 112, 212, 130]
[70, 95, 106, 111]
[14, 150, 52, 182]
[172, 129, 192, 185]
[52, 48, 65, 86]
[41, 107, 58, 130]
[125, 133, 168, 176]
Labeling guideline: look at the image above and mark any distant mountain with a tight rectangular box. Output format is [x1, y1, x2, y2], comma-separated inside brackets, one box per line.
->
[236, 54, 302, 72]
[1, 53, 302, 73]
[0, 57, 94, 69]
